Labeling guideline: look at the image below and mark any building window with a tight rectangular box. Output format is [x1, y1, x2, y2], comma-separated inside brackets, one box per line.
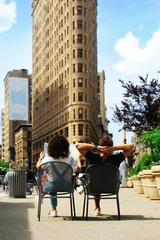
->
[73, 49, 75, 58]
[85, 79, 87, 88]
[85, 109, 87, 119]
[73, 109, 76, 119]
[85, 64, 87, 73]
[77, 34, 82, 43]
[65, 127, 68, 137]
[73, 35, 75, 44]
[78, 108, 83, 119]
[73, 125, 75, 136]
[78, 78, 83, 87]
[78, 124, 83, 136]
[73, 7, 75, 15]
[78, 92, 83, 101]
[73, 93, 75, 102]
[73, 21, 75, 29]
[73, 64, 75, 73]
[77, 20, 82, 29]
[77, 49, 83, 58]
[73, 78, 75, 87]
[77, 6, 82, 15]
[78, 63, 83, 72]
[85, 93, 87, 102]
[86, 125, 88, 136]
[85, 50, 86, 59]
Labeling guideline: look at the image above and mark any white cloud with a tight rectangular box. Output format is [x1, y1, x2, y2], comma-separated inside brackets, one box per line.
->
[114, 28, 160, 76]
[0, 0, 16, 33]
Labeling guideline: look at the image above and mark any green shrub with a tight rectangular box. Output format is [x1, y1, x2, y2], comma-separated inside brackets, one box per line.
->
[128, 153, 153, 177]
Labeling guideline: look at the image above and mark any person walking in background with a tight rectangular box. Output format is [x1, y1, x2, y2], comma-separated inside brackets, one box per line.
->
[36, 135, 81, 217]
[76, 135, 134, 216]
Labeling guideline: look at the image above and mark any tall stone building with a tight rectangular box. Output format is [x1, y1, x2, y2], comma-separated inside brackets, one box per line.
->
[2, 69, 32, 162]
[32, 0, 99, 169]
[14, 124, 32, 170]
[97, 71, 108, 138]
[1, 109, 5, 161]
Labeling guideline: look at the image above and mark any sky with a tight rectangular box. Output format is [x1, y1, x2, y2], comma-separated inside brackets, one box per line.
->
[0, 0, 160, 145]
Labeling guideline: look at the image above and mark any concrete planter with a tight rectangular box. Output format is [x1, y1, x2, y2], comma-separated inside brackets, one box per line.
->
[133, 173, 144, 194]
[141, 170, 150, 198]
[132, 175, 138, 192]
[151, 165, 160, 196]
[136, 172, 144, 194]
[132, 175, 143, 193]
[143, 169, 160, 200]
[126, 177, 133, 188]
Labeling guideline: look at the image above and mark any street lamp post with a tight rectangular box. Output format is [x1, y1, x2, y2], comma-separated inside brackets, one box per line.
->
[121, 108, 127, 187]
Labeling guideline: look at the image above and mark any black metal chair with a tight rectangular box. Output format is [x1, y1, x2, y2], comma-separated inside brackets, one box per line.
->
[37, 161, 76, 221]
[82, 163, 121, 220]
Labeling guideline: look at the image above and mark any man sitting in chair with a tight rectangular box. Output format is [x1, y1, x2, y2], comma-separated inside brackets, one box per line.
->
[76, 135, 134, 216]
[36, 135, 81, 217]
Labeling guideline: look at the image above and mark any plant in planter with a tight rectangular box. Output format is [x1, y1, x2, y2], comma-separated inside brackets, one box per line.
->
[128, 153, 153, 177]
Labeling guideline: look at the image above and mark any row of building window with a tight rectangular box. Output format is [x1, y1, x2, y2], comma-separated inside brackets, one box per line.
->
[73, 20, 86, 30]
[73, 34, 86, 44]
[73, 6, 86, 16]
[73, 92, 87, 102]
[32, 123, 88, 152]
[73, 63, 87, 73]
[73, 78, 87, 88]
[73, 49, 86, 59]
[73, 108, 87, 119]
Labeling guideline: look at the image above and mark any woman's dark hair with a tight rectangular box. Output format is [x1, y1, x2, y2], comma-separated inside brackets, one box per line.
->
[48, 135, 69, 159]
[99, 135, 113, 146]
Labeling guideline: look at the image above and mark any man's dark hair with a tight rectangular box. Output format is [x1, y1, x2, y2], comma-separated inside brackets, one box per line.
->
[48, 135, 69, 159]
[99, 135, 113, 146]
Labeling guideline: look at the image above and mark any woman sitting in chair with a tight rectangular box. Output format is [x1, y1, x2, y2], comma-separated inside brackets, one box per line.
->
[36, 135, 81, 217]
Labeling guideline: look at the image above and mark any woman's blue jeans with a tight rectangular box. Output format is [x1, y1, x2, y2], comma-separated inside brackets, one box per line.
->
[43, 180, 57, 207]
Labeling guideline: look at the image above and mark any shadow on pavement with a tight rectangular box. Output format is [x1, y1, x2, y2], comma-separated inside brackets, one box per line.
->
[0, 201, 35, 240]
[63, 214, 160, 221]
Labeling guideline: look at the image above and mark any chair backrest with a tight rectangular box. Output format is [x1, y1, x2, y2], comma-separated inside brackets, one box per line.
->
[85, 163, 120, 194]
[38, 161, 73, 192]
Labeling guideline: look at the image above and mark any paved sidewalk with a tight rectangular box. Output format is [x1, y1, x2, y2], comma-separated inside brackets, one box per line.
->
[0, 186, 160, 240]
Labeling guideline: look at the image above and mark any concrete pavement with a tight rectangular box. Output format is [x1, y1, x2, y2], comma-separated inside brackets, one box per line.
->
[0, 186, 160, 240]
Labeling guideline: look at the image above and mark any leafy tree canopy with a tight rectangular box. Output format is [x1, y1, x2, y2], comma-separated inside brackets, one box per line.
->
[112, 75, 160, 136]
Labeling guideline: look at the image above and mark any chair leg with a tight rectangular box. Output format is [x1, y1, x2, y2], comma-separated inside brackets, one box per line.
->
[70, 193, 73, 221]
[72, 192, 76, 218]
[86, 194, 89, 221]
[116, 194, 121, 220]
[37, 189, 41, 221]
[82, 192, 86, 217]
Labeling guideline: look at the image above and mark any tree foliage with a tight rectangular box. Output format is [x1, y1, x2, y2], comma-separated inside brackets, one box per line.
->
[138, 128, 160, 162]
[112, 75, 160, 136]
[128, 153, 153, 177]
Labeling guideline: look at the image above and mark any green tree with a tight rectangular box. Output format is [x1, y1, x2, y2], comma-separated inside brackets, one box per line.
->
[138, 128, 160, 162]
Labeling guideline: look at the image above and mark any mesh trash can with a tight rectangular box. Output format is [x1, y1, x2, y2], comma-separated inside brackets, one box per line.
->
[8, 170, 26, 198]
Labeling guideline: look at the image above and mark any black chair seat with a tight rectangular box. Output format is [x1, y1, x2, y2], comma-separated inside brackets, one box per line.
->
[83, 163, 121, 220]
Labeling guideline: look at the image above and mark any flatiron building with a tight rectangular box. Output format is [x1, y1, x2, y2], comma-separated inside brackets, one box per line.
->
[32, 0, 99, 169]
